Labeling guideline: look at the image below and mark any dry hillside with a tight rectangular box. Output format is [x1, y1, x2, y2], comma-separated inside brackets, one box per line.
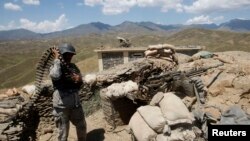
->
[1, 29, 250, 89]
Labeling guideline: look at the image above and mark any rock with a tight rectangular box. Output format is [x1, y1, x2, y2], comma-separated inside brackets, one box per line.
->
[204, 106, 221, 120]
[39, 133, 52, 141]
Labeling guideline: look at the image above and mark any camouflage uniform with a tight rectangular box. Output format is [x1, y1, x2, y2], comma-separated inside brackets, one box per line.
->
[50, 59, 86, 141]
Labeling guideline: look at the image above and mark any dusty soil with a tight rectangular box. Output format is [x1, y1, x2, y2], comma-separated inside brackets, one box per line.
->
[68, 109, 132, 141]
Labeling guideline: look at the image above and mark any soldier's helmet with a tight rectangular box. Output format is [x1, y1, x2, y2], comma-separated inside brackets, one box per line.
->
[59, 43, 76, 55]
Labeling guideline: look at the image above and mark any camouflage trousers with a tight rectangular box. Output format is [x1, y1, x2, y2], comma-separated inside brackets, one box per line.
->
[53, 106, 87, 141]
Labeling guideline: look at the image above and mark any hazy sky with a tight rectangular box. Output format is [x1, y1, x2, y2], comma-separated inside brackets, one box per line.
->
[1, 0, 250, 33]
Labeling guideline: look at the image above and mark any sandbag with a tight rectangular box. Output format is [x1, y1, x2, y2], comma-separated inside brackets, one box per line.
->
[156, 127, 196, 141]
[0, 99, 18, 108]
[145, 50, 158, 57]
[159, 92, 194, 126]
[0, 107, 17, 115]
[129, 112, 157, 141]
[22, 85, 36, 95]
[137, 105, 167, 133]
[156, 134, 168, 141]
[101, 80, 138, 100]
[148, 44, 175, 50]
[0, 94, 8, 100]
[149, 92, 164, 106]
[84, 73, 97, 86]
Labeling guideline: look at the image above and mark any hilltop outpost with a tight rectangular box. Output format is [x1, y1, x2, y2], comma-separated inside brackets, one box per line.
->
[95, 43, 203, 71]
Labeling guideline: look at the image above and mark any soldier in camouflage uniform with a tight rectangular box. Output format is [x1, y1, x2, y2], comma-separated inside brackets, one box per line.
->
[50, 43, 86, 141]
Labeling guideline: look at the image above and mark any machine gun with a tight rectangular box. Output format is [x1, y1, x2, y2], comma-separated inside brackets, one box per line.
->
[117, 36, 132, 48]
[143, 63, 224, 97]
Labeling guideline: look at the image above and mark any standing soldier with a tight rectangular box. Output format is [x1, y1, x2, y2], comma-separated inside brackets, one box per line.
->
[50, 43, 86, 141]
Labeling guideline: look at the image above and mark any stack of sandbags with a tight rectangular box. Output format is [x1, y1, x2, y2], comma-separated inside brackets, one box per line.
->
[145, 44, 178, 65]
[129, 92, 196, 141]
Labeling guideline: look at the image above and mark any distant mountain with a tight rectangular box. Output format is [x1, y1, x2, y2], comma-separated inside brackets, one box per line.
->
[186, 23, 218, 29]
[44, 22, 111, 38]
[165, 28, 250, 52]
[0, 19, 250, 41]
[219, 19, 250, 32]
[137, 22, 165, 31]
[111, 21, 182, 33]
[138, 22, 184, 32]
[0, 29, 42, 40]
[110, 21, 155, 33]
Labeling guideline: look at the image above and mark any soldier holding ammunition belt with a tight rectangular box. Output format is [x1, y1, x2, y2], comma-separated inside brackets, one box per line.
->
[50, 43, 86, 141]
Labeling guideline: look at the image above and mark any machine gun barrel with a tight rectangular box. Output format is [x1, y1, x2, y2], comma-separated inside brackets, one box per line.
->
[185, 62, 224, 78]
[148, 62, 224, 81]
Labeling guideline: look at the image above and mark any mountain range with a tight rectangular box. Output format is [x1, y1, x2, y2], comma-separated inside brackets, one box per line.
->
[0, 19, 250, 41]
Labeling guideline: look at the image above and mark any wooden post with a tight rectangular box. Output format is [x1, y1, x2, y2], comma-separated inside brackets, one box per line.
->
[97, 52, 103, 71]
[124, 51, 129, 63]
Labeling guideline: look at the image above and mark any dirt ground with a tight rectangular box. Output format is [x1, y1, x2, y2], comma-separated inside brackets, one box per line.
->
[68, 109, 132, 141]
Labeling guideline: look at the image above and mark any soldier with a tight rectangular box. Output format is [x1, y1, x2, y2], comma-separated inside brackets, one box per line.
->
[50, 43, 86, 141]
[117, 36, 131, 48]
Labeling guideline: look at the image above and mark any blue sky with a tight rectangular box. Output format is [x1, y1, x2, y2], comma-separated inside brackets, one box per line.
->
[1, 0, 250, 33]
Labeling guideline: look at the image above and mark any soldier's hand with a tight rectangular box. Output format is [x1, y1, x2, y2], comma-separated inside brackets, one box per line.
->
[51, 47, 60, 59]
[71, 73, 82, 83]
